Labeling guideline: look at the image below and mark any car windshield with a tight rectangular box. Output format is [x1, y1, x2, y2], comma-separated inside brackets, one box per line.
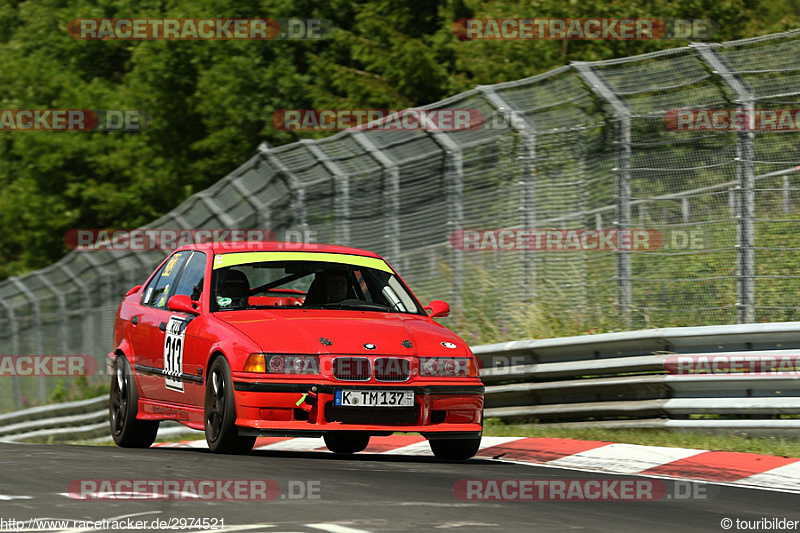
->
[210, 253, 424, 315]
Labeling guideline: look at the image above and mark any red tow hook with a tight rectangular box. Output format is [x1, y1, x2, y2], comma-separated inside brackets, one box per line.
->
[296, 387, 318, 413]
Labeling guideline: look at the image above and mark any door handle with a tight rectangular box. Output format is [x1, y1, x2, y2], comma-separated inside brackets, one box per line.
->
[131, 315, 139, 325]
[158, 322, 167, 331]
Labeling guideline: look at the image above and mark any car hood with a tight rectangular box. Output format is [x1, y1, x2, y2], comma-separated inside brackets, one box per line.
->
[213, 309, 470, 357]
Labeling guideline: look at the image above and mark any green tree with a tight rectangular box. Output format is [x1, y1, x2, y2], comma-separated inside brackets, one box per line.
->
[0, 0, 799, 279]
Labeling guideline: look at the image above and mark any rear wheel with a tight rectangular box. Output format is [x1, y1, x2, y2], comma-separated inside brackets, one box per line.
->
[205, 357, 256, 454]
[429, 436, 481, 461]
[324, 431, 370, 454]
[109, 356, 159, 448]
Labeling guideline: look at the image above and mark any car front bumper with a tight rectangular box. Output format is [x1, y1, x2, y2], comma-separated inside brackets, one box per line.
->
[230, 379, 484, 436]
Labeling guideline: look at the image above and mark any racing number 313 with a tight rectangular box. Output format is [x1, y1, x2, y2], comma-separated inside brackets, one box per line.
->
[163, 316, 186, 392]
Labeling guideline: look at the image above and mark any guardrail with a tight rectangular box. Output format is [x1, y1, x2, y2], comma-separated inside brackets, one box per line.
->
[1, 323, 799, 443]
[476, 323, 800, 431]
[0, 394, 192, 444]
[0, 395, 108, 443]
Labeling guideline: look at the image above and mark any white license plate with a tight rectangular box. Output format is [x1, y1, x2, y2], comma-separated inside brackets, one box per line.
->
[334, 389, 414, 407]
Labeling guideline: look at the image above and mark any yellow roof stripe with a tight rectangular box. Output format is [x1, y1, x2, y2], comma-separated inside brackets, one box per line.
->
[212, 251, 392, 272]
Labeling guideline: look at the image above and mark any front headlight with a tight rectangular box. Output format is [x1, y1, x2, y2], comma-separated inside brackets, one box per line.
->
[419, 357, 478, 377]
[269, 354, 320, 374]
[244, 353, 320, 374]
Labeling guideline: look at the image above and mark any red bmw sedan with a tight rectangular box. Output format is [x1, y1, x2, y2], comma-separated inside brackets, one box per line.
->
[108, 242, 484, 460]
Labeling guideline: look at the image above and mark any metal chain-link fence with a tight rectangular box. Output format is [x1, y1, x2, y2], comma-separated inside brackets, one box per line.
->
[2, 30, 800, 411]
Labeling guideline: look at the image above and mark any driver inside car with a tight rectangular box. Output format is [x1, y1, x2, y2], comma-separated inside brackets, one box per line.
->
[304, 269, 351, 305]
[319, 270, 349, 303]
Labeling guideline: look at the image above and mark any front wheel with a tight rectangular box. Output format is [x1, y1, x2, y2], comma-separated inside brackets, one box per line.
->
[204, 357, 256, 454]
[109, 356, 159, 448]
[429, 436, 481, 461]
[323, 431, 370, 454]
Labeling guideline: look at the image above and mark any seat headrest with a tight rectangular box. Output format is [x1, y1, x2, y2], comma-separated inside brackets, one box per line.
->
[220, 269, 250, 299]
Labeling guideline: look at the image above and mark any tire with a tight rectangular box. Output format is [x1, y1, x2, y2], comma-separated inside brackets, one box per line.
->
[109, 356, 159, 448]
[429, 436, 481, 461]
[323, 431, 370, 454]
[204, 357, 256, 454]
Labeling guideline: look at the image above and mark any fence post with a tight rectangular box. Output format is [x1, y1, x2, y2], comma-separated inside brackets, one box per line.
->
[0, 298, 22, 409]
[59, 263, 95, 363]
[196, 192, 237, 228]
[34, 271, 69, 358]
[81, 251, 117, 363]
[693, 43, 756, 323]
[351, 132, 401, 263]
[261, 145, 309, 239]
[223, 171, 273, 231]
[429, 131, 464, 309]
[8, 277, 45, 403]
[784, 175, 792, 214]
[303, 140, 351, 245]
[479, 86, 537, 298]
[574, 62, 633, 329]
[128, 249, 159, 287]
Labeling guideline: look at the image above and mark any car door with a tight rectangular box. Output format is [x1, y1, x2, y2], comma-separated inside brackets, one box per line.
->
[134, 251, 190, 399]
[155, 250, 209, 406]
[126, 256, 169, 399]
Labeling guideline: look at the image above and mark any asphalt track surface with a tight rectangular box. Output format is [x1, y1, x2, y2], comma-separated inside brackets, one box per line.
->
[0, 442, 797, 532]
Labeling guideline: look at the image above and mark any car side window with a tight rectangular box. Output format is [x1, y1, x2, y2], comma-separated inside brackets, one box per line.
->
[141, 252, 190, 309]
[172, 251, 206, 302]
[140, 262, 167, 306]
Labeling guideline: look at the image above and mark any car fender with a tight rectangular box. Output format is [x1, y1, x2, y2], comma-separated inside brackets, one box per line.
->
[107, 342, 148, 400]
[202, 315, 263, 373]
[205, 338, 258, 374]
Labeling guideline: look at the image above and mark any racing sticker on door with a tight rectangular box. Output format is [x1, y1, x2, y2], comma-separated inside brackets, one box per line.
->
[164, 315, 188, 392]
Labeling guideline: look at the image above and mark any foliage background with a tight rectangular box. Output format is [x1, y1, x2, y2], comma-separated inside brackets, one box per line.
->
[1, 0, 799, 279]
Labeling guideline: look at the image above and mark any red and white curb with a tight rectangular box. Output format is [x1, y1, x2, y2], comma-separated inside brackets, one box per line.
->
[154, 436, 800, 493]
